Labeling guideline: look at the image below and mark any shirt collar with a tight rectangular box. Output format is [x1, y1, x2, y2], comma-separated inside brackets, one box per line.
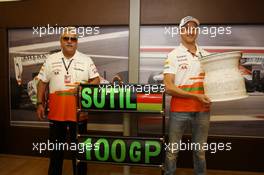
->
[179, 43, 201, 57]
[61, 50, 79, 60]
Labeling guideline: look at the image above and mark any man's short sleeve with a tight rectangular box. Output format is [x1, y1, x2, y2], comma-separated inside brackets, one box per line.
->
[87, 58, 99, 79]
[37, 59, 51, 83]
[163, 54, 177, 74]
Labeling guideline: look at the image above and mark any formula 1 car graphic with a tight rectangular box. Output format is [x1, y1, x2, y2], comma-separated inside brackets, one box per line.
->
[11, 51, 51, 109]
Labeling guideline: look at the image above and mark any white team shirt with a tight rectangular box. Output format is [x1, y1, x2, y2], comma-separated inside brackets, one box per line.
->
[38, 50, 99, 93]
[163, 43, 210, 112]
[163, 43, 210, 88]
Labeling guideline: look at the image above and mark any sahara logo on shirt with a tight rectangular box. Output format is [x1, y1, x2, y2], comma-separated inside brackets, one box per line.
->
[53, 69, 61, 75]
[179, 63, 189, 70]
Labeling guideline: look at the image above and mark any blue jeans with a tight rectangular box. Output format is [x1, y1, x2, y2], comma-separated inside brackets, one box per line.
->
[164, 112, 210, 175]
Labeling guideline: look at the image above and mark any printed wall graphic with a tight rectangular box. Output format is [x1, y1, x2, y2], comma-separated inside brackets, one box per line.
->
[9, 26, 129, 126]
[139, 25, 264, 137]
[9, 25, 264, 137]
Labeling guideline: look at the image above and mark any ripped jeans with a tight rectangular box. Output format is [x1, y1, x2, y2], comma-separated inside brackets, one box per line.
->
[164, 112, 210, 175]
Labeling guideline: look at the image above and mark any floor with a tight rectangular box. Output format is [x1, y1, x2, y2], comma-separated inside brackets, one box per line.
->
[0, 154, 263, 175]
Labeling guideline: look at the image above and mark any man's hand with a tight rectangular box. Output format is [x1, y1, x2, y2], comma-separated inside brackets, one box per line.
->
[195, 94, 211, 104]
[36, 80, 48, 120]
[36, 104, 45, 120]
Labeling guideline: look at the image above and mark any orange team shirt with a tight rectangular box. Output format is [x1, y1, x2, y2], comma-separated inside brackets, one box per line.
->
[163, 44, 210, 112]
[38, 51, 99, 122]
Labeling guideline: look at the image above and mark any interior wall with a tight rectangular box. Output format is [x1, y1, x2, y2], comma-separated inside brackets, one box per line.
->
[0, 0, 129, 27]
[0, 28, 7, 153]
[0, 0, 130, 154]
[0, 0, 264, 171]
[141, 0, 264, 25]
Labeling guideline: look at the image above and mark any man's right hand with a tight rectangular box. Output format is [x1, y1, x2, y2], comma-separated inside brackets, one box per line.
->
[195, 94, 211, 104]
[36, 104, 45, 120]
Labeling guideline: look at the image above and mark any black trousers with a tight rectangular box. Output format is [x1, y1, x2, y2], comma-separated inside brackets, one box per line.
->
[48, 120, 87, 175]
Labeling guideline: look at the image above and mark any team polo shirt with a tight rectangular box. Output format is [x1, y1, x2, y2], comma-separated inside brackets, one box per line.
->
[38, 51, 99, 122]
[163, 43, 210, 112]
